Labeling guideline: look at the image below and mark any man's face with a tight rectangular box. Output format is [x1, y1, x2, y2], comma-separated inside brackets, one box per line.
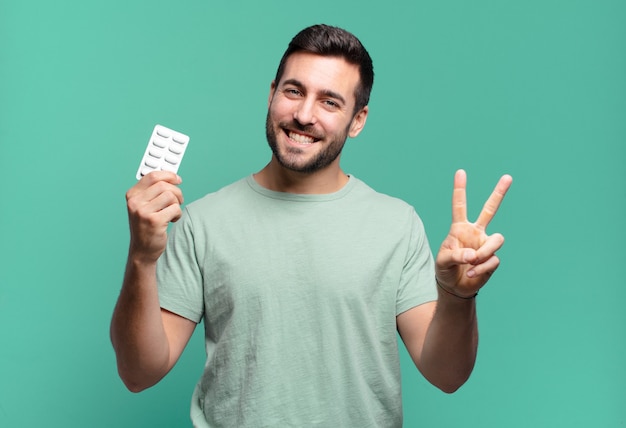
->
[265, 52, 368, 174]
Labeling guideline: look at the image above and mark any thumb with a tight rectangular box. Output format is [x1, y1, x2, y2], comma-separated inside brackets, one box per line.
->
[437, 248, 478, 269]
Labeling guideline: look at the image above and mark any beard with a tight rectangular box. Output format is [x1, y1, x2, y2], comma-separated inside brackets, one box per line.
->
[265, 111, 350, 174]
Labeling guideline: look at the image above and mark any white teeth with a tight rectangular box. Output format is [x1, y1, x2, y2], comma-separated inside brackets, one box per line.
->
[289, 132, 314, 144]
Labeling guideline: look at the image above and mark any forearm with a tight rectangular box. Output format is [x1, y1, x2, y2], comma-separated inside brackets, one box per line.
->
[110, 254, 170, 392]
[419, 288, 478, 393]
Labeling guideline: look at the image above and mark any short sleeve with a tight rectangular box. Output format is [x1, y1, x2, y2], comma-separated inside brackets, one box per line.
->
[157, 207, 204, 323]
[395, 210, 437, 315]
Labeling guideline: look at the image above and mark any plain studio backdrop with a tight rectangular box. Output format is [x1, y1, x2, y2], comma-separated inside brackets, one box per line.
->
[1, 1, 624, 427]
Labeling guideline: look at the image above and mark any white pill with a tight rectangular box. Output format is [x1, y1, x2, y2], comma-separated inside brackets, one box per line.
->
[165, 155, 179, 165]
[148, 149, 163, 158]
[169, 145, 182, 155]
[140, 167, 153, 177]
[155, 127, 171, 138]
[172, 134, 188, 144]
[152, 138, 167, 149]
[144, 158, 159, 168]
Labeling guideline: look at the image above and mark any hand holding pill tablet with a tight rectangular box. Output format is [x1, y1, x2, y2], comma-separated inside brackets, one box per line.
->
[136, 125, 190, 180]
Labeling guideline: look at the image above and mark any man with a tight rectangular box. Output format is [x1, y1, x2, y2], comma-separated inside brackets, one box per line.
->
[111, 24, 513, 427]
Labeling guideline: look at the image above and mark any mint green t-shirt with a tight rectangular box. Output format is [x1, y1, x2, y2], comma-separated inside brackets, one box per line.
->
[157, 175, 437, 427]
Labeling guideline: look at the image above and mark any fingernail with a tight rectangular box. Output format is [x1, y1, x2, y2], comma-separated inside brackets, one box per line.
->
[467, 269, 476, 278]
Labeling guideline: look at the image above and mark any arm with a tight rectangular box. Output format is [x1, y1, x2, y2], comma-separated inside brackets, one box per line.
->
[398, 169, 512, 393]
[110, 171, 196, 392]
[397, 289, 477, 393]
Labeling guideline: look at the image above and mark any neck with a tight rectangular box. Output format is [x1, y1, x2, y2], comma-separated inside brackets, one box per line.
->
[254, 157, 349, 194]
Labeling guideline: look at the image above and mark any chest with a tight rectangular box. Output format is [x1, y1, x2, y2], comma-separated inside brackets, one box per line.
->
[197, 209, 407, 337]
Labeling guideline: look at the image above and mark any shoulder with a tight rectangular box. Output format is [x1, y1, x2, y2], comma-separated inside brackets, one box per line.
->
[349, 176, 418, 219]
[186, 176, 251, 211]
[170, 177, 254, 232]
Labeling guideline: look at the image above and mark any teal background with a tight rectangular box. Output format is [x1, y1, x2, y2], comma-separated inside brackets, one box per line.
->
[1, 0, 624, 426]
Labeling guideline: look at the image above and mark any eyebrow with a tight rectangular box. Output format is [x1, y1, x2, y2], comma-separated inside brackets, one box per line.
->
[281, 78, 347, 106]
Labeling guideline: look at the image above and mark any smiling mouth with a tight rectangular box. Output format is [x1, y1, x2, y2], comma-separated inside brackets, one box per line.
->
[285, 129, 320, 145]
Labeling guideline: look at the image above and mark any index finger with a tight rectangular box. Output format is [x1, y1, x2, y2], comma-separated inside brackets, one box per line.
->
[127, 171, 183, 201]
[451, 169, 468, 223]
[137, 170, 182, 188]
[475, 174, 513, 229]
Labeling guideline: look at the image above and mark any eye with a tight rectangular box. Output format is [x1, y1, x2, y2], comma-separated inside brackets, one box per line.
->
[323, 99, 340, 110]
[284, 88, 302, 98]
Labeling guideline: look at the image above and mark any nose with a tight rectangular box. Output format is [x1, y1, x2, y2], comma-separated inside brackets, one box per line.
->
[293, 98, 316, 126]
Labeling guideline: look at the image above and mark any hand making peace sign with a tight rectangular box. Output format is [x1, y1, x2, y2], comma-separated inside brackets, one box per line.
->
[435, 169, 513, 299]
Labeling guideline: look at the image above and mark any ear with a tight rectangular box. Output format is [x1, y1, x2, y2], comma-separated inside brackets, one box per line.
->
[268, 80, 277, 108]
[348, 106, 369, 138]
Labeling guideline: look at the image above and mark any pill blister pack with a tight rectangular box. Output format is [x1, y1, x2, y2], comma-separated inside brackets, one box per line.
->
[136, 125, 190, 180]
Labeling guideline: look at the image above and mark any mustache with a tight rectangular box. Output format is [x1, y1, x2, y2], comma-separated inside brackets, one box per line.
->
[278, 120, 324, 140]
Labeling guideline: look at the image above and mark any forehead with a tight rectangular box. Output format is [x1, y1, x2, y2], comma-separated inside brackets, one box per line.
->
[279, 52, 360, 103]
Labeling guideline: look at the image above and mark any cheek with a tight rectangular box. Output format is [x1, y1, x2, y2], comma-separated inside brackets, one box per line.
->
[326, 116, 352, 135]
[269, 97, 293, 118]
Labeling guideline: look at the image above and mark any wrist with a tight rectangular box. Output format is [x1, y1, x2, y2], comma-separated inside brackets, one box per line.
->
[435, 277, 478, 300]
[127, 247, 161, 268]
